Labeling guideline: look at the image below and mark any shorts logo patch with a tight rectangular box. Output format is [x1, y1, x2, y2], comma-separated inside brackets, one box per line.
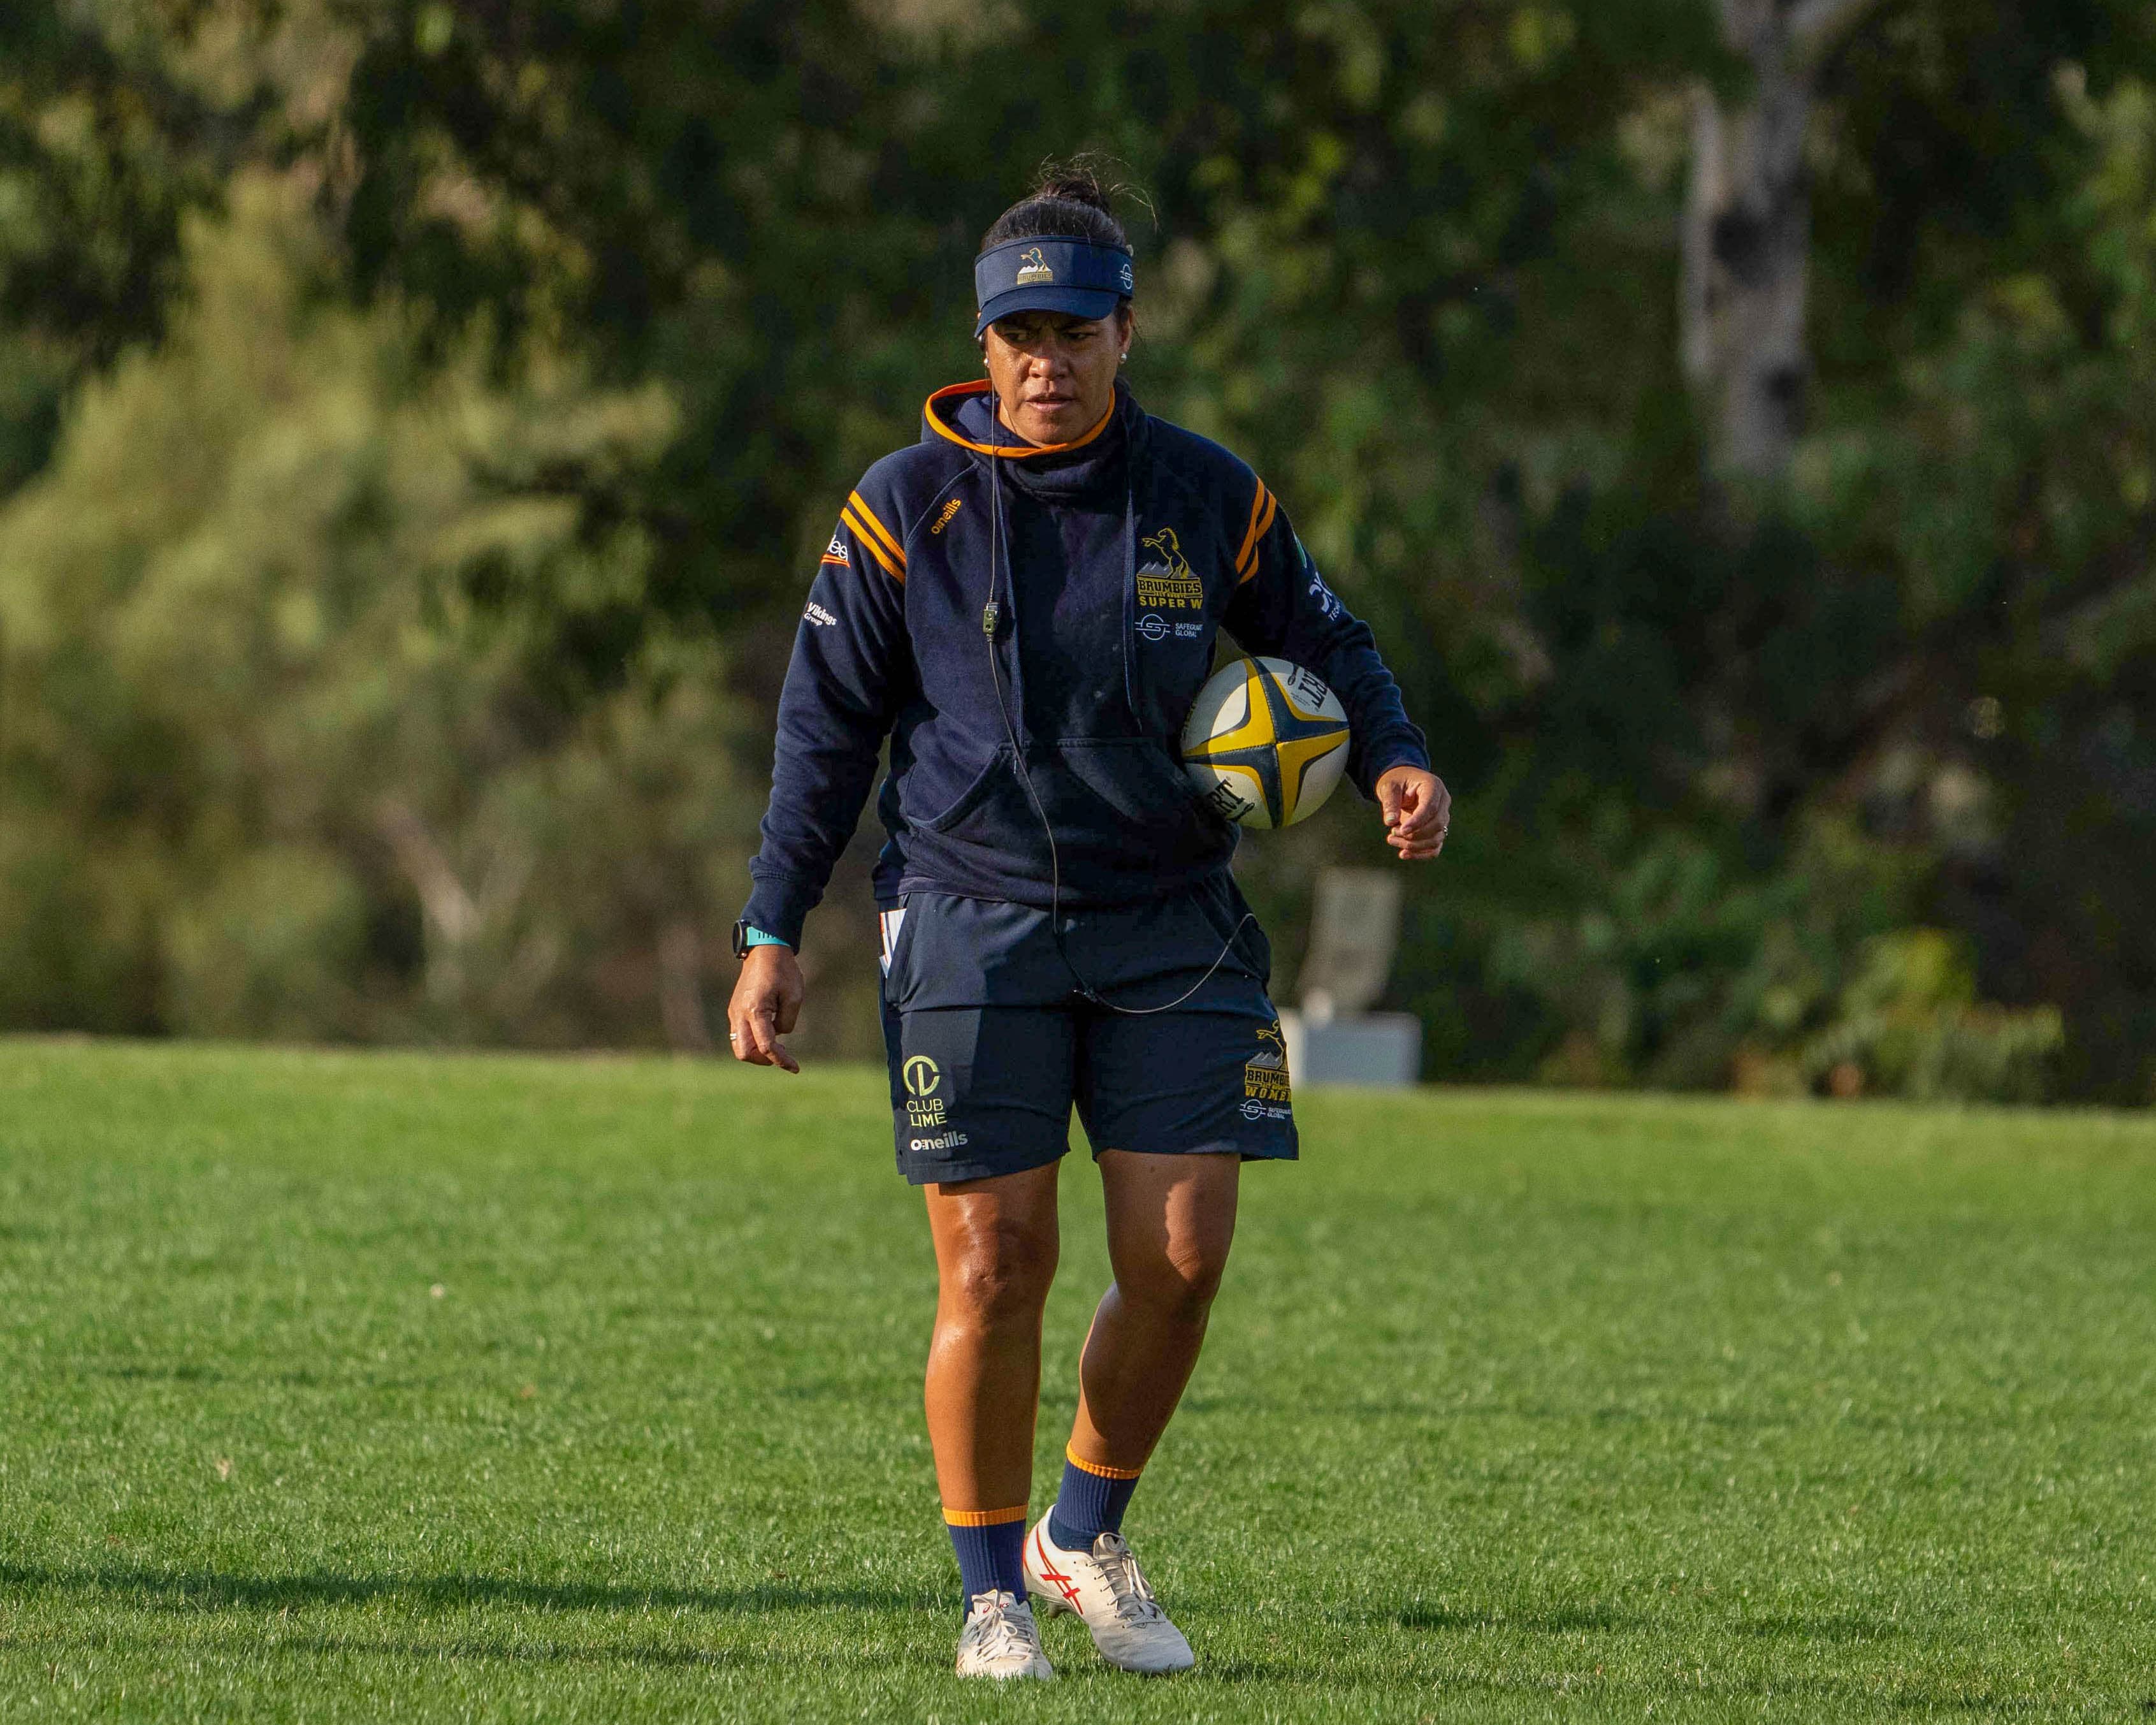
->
[903, 1054, 947, 1130]
[1243, 1019, 1291, 1108]
[910, 1132, 971, 1153]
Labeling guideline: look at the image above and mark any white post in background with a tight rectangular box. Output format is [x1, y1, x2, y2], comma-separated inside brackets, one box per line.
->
[1280, 868, 1421, 1088]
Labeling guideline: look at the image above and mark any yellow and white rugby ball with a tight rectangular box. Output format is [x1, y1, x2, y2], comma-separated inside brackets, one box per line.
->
[1180, 657, 1350, 829]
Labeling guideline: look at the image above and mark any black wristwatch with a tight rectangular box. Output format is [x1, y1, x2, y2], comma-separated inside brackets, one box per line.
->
[730, 919, 753, 961]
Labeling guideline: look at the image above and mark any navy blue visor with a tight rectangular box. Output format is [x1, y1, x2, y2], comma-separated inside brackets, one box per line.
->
[974, 237, 1134, 337]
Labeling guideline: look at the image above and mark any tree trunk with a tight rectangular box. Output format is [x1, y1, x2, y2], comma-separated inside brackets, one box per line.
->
[1682, 0, 1881, 479]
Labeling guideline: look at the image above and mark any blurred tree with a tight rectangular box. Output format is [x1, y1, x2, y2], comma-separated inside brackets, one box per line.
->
[0, 0, 222, 492]
[2, 0, 2152, 1098]
[1682, 0, 1881, 476]
[1784, 66, 2156, 1099]
[0, 173, 761, 1048]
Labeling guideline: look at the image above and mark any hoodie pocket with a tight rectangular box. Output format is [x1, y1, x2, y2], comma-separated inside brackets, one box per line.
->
[911, 752, 1009, 836]
[1053, 738, 1206, 834]
[903, 738, 1224, 884]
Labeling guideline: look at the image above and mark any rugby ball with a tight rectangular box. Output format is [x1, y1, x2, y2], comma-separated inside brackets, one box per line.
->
[1180, 657, 1350, 829]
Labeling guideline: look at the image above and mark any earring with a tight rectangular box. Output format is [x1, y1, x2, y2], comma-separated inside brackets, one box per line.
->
[1119, 351, 1129, 365]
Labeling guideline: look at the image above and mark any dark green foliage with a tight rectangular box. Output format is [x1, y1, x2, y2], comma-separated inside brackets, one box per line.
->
[1, 0, 2153, 1096]
[0, 0, 276, 490]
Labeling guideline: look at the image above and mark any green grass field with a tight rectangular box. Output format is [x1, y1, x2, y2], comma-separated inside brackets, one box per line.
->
[1, 1040, 2152, 1721]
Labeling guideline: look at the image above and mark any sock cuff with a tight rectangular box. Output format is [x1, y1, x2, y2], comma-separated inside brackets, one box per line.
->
[1065, 1445, 1143, 1481]
[942, 1503, 1029, 1527]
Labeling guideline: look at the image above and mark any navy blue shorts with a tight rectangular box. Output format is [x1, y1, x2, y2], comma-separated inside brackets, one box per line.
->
[878, 876, 1298, 1186]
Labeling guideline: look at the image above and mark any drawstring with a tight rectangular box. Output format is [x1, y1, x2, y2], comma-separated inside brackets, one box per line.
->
[977, 394, 1254, 1016]
[1121, 474, 1139, 725]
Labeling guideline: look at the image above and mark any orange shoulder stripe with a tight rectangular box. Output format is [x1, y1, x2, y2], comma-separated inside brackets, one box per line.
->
[841, 505, 904, 581]
[1235, 480, 1275, 579]
[846, 491, 906, 568]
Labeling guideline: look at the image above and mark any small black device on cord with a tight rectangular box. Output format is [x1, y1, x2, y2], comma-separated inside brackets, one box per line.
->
[978, 397, 1254, 1017]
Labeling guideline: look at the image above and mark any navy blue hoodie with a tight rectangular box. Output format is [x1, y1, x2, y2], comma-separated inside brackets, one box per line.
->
[740, 380, 1429, 947]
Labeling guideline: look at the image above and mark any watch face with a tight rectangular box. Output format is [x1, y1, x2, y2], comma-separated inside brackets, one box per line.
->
[730, 920, 750, 961]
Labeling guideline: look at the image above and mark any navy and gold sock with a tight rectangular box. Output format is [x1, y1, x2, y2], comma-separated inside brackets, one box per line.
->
[944, 1504, 1029, 1603]
[1046, 1446, 1141, 1550]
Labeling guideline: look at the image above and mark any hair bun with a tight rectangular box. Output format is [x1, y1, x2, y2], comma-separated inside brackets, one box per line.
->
[978, 154, 1146, 260]
[1032, 160, 1113, 214]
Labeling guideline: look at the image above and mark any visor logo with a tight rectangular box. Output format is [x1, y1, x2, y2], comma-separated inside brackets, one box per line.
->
[1015, 247, 1054, 286]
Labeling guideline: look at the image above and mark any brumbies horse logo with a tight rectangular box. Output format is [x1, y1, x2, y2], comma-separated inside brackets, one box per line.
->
[1014, 247, 1054, 286]
[1138, 526, 1204, 611]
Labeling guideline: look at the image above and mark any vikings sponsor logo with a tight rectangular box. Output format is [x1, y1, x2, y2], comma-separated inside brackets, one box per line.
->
[1014, 247, 1055, 286]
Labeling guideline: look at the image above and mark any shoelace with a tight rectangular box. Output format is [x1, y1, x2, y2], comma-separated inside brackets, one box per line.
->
[965, 1590, 1039, 1661]
[1090, 1534, 1166, 1626]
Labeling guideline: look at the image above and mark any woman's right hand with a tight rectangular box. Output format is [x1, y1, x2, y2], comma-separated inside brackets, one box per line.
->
[728, 945, 804, 1073]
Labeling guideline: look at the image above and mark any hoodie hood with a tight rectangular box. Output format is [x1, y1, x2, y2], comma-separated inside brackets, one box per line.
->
[923, 379, 1139, 507]
[922, 379, 1125, 460]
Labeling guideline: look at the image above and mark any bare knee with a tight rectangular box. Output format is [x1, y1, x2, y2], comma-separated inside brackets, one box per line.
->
[943, 1218, 1057, 1330]
[1117, 1236, 1229, 1327]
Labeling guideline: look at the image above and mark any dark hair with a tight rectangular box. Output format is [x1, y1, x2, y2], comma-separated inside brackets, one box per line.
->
[979, 156, 1141, 257]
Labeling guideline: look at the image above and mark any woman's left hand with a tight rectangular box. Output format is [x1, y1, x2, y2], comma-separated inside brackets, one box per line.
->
[1375, 766, 1451, 861]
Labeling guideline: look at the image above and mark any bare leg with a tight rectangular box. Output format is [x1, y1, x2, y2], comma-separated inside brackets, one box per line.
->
[922, 1161, 1062, 1510]
[1067, 1151, 1240, 1471]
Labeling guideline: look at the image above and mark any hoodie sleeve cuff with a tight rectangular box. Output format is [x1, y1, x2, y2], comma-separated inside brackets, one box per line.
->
[1353, 736, 1433, 799]
[741, 873, 820, 951]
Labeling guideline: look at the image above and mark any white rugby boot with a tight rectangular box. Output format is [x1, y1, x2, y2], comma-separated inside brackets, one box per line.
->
[1025, 1517, 1195, 1674]
[953, 1589, 1055, 1680]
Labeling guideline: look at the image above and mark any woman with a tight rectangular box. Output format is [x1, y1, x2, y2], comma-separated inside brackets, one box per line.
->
[728, 164, 1448, 1680]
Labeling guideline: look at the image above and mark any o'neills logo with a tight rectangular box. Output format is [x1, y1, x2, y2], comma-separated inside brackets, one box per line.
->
[910, 1131, 971, 1153]
[1014, 246, 1054, 285]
